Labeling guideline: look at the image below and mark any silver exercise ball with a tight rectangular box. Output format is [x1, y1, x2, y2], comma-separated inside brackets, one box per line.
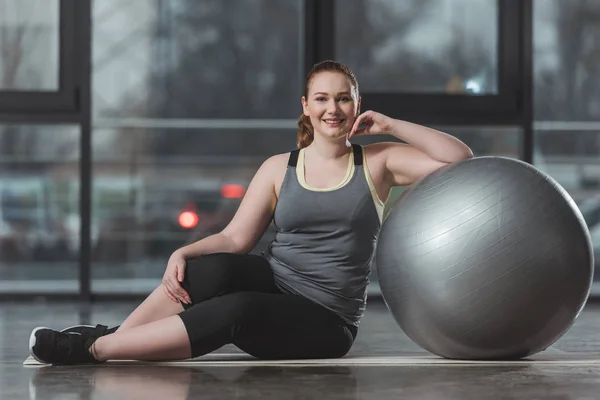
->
[376, 156, 594, 360]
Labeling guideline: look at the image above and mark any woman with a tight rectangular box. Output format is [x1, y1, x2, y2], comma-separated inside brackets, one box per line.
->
[29, 60, 473, 365]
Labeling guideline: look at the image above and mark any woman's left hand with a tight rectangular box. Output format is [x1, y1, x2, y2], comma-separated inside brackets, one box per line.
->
[348, 110, 393, 139]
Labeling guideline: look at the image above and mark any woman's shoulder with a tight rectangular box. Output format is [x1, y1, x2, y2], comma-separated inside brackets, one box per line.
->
[262, 152, 291, 170]
[260, 152, 293, 196]
[255, 152, 292, 184]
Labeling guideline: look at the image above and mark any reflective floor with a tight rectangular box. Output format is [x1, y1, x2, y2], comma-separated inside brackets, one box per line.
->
[3, 299, 600, 399]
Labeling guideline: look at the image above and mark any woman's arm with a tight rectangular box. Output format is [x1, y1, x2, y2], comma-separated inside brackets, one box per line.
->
[387, 119, 473, 163]
[172, 154, 284, 259]
[174, 231, 241, 259]
[349, 111, 473, 186]
[383, 119, 473, 186]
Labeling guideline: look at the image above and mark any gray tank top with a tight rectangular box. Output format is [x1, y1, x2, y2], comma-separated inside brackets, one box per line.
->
[264, 144, 382, 326]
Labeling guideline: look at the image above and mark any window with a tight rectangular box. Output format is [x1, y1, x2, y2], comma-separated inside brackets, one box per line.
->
[0, 0, 59, 91]
[91, 0, 302, 292]
[91, 127, 294, 293]
[335, 0, 498, 95]
[0, 124, 79, 293]
[533, 0, 600, 279]
[0, 0, 84, 115]
[322, 0, 524, 125]
[93, 0, 302, 120]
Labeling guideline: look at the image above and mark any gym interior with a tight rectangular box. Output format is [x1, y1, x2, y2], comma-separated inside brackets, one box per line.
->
[1, 1, 600, 399]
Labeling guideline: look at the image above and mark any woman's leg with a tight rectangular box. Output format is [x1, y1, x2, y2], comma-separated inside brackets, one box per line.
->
[230, 293, 357, 360]
[92, 315, 191, 361]
[92, 290, 355, 362]
[91, 291, 263, 361]
[31, 290, 355, 364]
[60, 284, 182, 336]
[117, 285, 184, 332]
[113, 253, 278, 332]
[87, 255, 280, 361]
[32, 254, 351, 364]
[180, 291, 357, 360]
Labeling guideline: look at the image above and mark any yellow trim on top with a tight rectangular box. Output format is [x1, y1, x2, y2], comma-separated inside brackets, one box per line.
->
[296, 146, 355, 192]
[362, 149, 385, 222]
[295, 145, 385, 222]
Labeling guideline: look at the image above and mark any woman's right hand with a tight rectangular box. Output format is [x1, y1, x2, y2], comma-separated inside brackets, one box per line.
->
[162, 250, 191, 304]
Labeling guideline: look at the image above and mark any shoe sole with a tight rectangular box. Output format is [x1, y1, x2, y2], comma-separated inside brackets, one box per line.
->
[29, 327, 50, 364]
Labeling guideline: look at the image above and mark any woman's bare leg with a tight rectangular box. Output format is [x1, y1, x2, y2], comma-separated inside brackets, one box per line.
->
[117, 284, 185, 332]
[93, 315, 191, 361]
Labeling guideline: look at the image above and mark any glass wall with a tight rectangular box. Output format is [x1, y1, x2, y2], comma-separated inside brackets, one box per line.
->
[533, 0, 600, 280]
[0, 1, 598, 295]
[0, 0, 80, 294]
[91, 0, 302, 293]
[0, 0, 59, 91]
[88, 0, 520, 294]
[0, 124, 79, 293]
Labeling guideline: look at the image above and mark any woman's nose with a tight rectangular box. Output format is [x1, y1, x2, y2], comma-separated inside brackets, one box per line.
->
[326, 100, 339, 113]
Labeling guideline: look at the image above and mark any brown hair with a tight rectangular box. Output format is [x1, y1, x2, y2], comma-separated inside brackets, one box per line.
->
[297, 60, 359, 148]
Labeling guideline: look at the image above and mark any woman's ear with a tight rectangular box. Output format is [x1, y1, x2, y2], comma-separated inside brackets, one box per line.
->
[301, 96, 310, 116]
[356, 96, 362, 116]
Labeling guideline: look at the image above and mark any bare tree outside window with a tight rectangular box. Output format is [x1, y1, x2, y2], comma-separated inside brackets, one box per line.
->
[0, 0, 59, 90]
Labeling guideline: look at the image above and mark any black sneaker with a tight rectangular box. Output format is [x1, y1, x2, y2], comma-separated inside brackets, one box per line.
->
[61, 324, 119, 339]
[29, 327, 102, 365]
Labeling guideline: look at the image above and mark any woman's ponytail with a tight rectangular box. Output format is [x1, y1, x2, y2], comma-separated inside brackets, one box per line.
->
[296, 114, 314, 148]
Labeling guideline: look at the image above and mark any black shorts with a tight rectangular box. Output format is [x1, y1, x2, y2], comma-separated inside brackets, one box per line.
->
[178, 252, 358, 359]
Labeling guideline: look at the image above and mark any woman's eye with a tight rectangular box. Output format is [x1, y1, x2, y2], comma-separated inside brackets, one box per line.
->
[316, 97, 326, 102]
[339, 97, 351, 102]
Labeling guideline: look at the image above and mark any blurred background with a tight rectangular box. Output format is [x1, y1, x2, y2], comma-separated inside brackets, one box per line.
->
[0, 0, 598, 299]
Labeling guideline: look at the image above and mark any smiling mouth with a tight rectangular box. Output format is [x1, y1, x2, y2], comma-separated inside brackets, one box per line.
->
[323, 119, 345, 126]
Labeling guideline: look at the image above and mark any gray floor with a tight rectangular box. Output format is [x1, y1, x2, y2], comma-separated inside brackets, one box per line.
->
[2, 299, 600, 399]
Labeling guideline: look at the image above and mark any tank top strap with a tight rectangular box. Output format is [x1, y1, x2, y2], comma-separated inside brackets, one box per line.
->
[352, 144, 363, 166]
[288, 145, 362, 168]
[288, 149, 300, 167]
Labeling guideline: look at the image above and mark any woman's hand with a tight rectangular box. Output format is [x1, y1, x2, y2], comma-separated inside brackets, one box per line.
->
[162, 250, 191, 304]
[348, 110, 394, 139]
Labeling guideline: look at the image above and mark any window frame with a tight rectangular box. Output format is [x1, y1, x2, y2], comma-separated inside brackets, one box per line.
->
[305, 0, 528, 126]
[0, 0, 84, 121]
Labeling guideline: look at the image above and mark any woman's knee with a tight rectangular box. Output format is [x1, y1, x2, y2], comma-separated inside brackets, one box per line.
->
[181, 252, 268, 303]
[180, 253, 234, 296]
[182, 253, 275, 303]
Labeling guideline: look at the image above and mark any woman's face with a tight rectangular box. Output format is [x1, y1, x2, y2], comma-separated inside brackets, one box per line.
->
[302, 71, 360, 142]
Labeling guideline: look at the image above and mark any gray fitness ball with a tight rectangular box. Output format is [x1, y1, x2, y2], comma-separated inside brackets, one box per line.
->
[376, 156, 594, 360]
